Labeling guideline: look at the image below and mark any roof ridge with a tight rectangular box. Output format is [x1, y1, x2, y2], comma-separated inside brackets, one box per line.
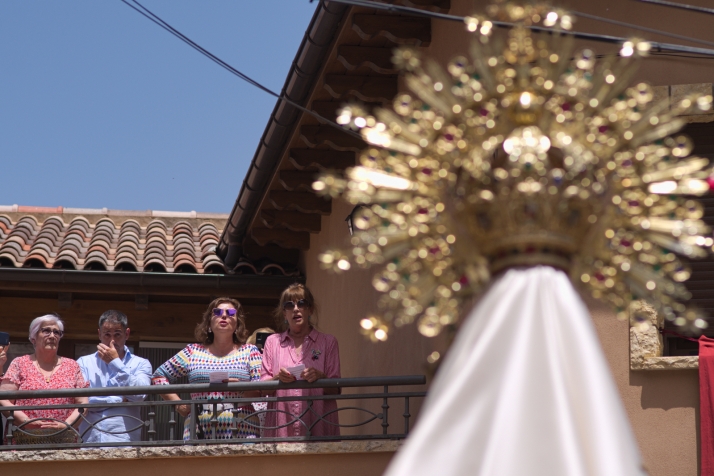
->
[0, 205, 229, 218]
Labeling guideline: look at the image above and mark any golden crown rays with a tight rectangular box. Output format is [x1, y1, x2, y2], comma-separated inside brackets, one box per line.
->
[312, 2, 714, 341]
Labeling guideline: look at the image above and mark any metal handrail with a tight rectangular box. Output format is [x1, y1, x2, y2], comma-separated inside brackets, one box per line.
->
[0, 375, 425, 400]
[3, 392, 427, 412]
[0, 375, 427, 450]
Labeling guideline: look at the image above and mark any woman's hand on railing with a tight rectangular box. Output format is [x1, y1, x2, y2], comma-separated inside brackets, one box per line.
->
[221, 378, 260, 398]
[300, 368, 326, 383]
[157, 392, 191, 417]
[277, 368, 297, 383]
[301, 368, 340, 395]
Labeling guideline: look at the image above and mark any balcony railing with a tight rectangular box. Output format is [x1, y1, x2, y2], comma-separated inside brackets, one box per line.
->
[0, 375, 426, 451]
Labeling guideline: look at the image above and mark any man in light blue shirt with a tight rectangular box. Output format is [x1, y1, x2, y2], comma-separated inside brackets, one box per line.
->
[77, 310, 152, 444]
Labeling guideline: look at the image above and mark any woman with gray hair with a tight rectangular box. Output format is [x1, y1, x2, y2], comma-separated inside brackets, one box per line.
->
[0, 314, 88, 444]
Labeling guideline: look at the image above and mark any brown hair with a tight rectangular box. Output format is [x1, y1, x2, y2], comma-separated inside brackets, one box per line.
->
[195, 297, 248, 345]
[273, 283, 318, 331]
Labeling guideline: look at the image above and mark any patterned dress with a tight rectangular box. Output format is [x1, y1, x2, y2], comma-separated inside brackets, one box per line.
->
[260, 329, 341, 438]
[152, 343, 262, 440]
[2, 355, 88, 444]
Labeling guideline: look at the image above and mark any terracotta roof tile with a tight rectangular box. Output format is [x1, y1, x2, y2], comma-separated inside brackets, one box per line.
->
[0, 206, 225, 273]
[0, 205, 300, 276]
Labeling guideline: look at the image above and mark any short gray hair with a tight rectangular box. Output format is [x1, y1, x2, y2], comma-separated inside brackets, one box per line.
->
[29, 314, 65, 343]
[98, 310, 128, 329]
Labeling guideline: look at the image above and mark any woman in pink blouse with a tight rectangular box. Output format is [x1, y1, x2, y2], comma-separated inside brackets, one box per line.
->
[261, 284, 341, 438]
[0, 314, 88, 444]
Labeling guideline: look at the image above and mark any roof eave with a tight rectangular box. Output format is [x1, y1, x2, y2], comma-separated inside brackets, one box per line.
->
[217, 1, 349, 266]
[0, 268, 302, 298]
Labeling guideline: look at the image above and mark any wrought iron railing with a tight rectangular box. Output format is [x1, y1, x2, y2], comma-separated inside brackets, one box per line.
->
[0, 375, 426, 450]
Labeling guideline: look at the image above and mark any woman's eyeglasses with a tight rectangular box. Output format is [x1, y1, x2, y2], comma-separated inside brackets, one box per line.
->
[212, 308, 238, 317]
[283, 299, 308, 311]
[40, 328, 63, 337]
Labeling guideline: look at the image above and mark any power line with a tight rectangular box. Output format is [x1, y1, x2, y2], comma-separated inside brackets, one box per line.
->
[120, 0, 363, 140]
[119, 0, 714, 143]
[575, 10, 714, 49]
[636, 0, 714, 15]
[595, 51, 714, 60]
[326, 0, 714, 57]
[336, 0, 714, 49]
[650, 52, 714, 60]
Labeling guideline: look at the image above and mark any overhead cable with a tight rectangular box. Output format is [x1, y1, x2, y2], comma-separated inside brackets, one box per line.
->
[636, 0, 714, 15]
[119, 0, 714, 146]
[120, 0, 363, 140]
[574, 10, 714, 48]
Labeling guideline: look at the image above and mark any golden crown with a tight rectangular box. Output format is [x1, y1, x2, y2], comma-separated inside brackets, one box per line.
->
[312, 2, 714, 341]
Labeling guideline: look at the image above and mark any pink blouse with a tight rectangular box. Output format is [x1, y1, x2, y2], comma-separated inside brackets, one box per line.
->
[260, 328, 341, 438]
[2, 355, 88, 422]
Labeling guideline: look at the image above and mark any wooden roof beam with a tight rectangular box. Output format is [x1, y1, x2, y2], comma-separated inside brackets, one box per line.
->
[268, 190, 332, 215]
[0, 268, 300, 298]
[250, 228, 311, 250]
[352, 15, 431, 46]
[278, 170, 320, 191]
[260, 210, 322, 234]
[311, 101, 384, 123]
[323, 75, 398, 102]
[240, 238, 300, 266]
[311, 101, 343, 123]
[300, 125, 366, 151]
[337, 46, 397, 74]
[400, 0, 450, 9]
[288, 149, 356, 170]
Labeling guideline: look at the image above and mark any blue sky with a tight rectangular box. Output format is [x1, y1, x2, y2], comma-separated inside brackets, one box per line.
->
[0, 1, 317, 213]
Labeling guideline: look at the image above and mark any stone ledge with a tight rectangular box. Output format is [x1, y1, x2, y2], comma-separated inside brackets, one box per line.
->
[631, 356, 699, 371]
[628, 301, 700, 371]
[0, 440, 401, 464]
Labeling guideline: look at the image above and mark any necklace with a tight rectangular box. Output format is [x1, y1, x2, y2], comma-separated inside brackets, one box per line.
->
[34, 356, 60, 383]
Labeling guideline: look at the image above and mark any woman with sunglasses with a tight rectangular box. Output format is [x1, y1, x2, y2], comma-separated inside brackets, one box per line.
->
[0, 314, 89, 444]
[152, 297, 262, 440]
[261, 283, 341, 438]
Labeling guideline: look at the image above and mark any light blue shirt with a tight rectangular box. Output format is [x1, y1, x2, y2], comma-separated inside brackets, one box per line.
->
[77, 347, 153, 443]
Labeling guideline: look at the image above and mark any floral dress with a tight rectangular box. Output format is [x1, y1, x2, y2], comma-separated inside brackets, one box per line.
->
[152, 343, 262, 440]
[2, 355, 88, 444]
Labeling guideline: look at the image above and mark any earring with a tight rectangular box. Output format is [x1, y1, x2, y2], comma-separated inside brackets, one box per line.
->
[207, 328, 214, 336]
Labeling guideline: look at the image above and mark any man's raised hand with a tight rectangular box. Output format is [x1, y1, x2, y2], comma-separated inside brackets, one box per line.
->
[97, 340, 120, 363]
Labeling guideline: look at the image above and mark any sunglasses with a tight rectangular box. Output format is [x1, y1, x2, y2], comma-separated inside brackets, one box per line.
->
[40, 327, 63, 337]
[283, 299, 309, 311]
[212, 308, 237, 317]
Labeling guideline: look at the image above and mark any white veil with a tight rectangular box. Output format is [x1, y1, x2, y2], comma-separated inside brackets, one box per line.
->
[385, 266, 644, 476]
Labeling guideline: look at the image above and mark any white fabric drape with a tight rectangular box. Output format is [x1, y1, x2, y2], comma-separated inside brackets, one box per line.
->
[385, 266, 644, 476]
